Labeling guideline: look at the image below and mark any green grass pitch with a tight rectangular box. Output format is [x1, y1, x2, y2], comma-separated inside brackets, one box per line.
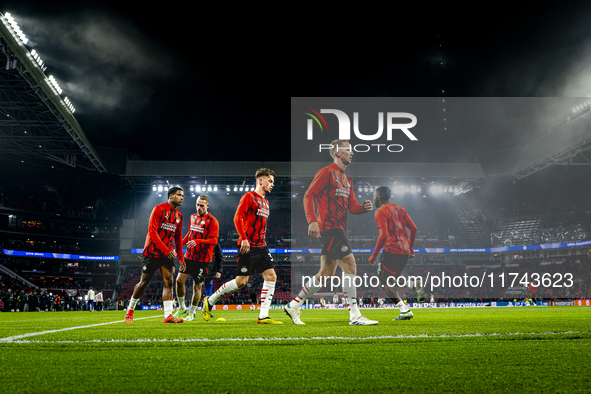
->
[1, 307, 590, 393]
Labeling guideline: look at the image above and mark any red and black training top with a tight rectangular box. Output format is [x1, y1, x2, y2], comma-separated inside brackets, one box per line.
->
[143, 202, 184, 263]
[182, 212, 219, 262]
[304, 162, 365, 232]
[375, 202, 417, 255]
[234, 191, 269, 248]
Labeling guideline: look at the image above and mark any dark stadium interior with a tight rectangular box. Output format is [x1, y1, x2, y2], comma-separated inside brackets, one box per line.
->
[2, 3, 591, 313]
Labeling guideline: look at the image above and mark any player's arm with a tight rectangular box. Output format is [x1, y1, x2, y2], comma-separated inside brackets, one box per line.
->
[368, 210, 387, 265]
[147, 206, 173, 257]
[304, 168, 329, 239]
[174, 216, 185, 266]
[405, 210, 418, 256]
[234, 195, 250, 253]
[348, 181, 372, 214]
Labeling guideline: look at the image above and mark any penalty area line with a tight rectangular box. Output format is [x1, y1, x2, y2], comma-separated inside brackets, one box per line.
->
[0, 315, 161, 343]
[2, 330, 589, 344]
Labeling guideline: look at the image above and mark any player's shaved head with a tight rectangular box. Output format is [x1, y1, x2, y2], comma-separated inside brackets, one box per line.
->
[374, 186, 391, 208]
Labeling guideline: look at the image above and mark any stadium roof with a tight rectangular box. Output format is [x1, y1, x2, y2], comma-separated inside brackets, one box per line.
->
[122, 160, 485, 191]
[0, 12, 106, 173]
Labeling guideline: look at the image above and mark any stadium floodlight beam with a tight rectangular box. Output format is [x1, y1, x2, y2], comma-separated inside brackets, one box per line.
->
[4, 13, 29, 45]
[30, 49, 46, 70]
[47, 75, 63, 95]
[63, 97, 76, 113]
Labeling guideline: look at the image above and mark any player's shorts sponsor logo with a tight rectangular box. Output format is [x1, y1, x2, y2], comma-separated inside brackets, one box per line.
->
[341, 245, 349, 252]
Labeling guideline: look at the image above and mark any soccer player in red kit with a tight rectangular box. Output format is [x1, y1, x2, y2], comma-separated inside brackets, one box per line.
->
[173, 194, 219, 321]
[125, 186, 186, 323]
[285, 139, 377, 325]
[202, 168, 282, 324]
[368, 186, 418, 320]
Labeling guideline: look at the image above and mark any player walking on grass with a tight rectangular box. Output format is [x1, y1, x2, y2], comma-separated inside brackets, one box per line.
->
[173, 194, 219, 321]
[368, 186, 418, 321]
[202, 168, 282, 324]
[285, 139, 377, 326]
[125, 186, 186, 323]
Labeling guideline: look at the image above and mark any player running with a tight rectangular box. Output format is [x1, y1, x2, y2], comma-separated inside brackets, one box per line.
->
[368, 186, 418, 321]
[202, 168, 283, 324]
[173, 195, 219, 321]
[125, 186, 186, 323]
[285, 139, 377, 326]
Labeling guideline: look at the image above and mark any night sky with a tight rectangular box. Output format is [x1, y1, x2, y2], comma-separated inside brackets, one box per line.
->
[3, 2, 591, 162]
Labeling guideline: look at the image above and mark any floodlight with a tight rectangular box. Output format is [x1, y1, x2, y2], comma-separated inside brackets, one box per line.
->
[226, 186, 230, 192]
[152, 185, 156, 191]
[364, 187, 368, 192]
[410, 186, 417, 193]
[190, 185, 194, 192]
[240, 187, 244, 191]
[214, 185, 218, 191]
[207, 186, 212, 192]
[234, 186, 238, 192]
[157, 185, 163, 192]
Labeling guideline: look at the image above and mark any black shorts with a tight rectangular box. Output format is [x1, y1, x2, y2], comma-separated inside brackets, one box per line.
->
[142, 255, 176, 276]
[379, 252, 409, 276]
[183, 259, 210, 283]
[320, 228, 352, 260]
[236, 246, 274, 276]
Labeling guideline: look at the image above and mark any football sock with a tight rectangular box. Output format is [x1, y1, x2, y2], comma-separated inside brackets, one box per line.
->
[259, 281, 276, 319]
[128, 298, 139, 311]
[178, 296, 186, 310]
[343, 274, 361, 318]
[163, 300, 174, 318]
[209, 279, 239, 305]
[188, 305, 197, 315]
[289, 277, 321, 310]
[397, 300, 410, 313]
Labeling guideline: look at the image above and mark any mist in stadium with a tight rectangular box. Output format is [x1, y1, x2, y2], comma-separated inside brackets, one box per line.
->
[1, 3, 591, 393]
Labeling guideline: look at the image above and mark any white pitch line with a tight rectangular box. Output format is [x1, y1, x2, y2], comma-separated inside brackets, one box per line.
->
[0, 315, 161, 343]
[2, 330, 588, 344]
